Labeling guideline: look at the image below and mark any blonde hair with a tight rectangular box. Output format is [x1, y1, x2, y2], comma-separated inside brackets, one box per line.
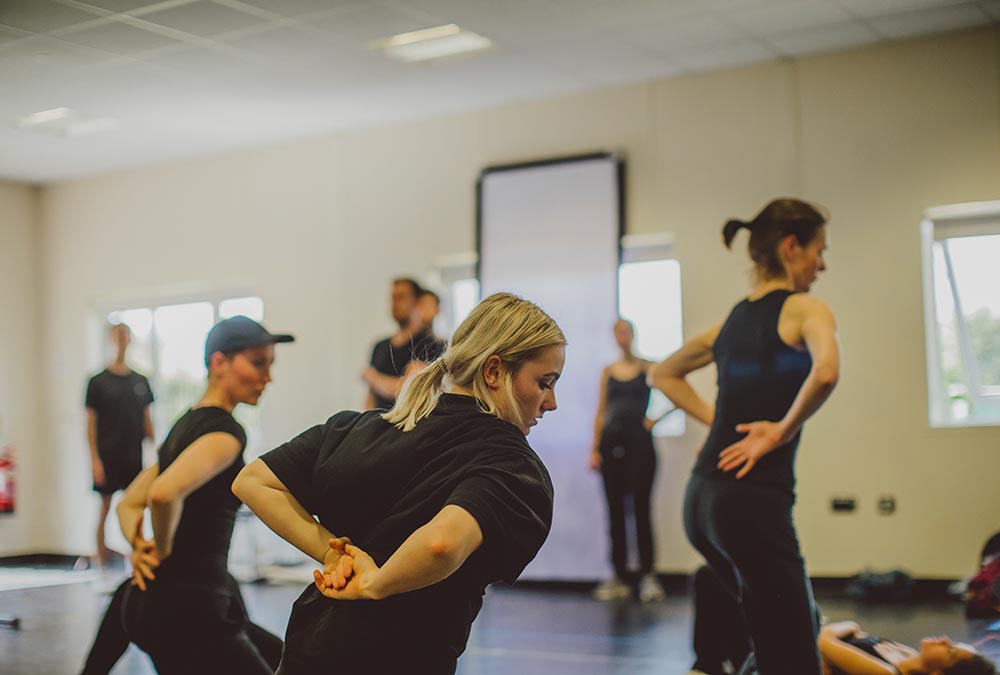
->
[382, 293, 566, 432]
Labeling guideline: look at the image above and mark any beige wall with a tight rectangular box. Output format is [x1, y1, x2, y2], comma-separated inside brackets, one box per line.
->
[33, 27, 1000, 577]
[0, 182, 40, 555]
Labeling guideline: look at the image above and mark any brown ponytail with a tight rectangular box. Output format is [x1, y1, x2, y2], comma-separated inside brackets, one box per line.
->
[722, 198, 827, 280]
[722, 219, 750, 249]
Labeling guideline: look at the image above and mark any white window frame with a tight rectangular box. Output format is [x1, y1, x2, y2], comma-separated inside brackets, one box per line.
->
[93, 288, 266, 449]
[921, 201, 1000, 428]
[429, 253, 479, 339]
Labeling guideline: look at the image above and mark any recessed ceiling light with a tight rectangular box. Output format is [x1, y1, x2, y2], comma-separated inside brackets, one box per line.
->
[369, 24, 493, 63]
[12, 107, 119, 138]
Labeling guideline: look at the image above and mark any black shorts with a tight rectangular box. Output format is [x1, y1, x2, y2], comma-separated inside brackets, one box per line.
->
[93, 458, 142, 495]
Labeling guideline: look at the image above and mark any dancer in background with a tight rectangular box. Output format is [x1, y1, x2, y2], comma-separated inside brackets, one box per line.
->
[363, 279, 446, 410]
[590, 319, 668, 603]
[85, 323, 154, 568]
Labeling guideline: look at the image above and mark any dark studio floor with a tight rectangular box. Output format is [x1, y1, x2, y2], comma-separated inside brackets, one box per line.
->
[1, 570, 997, 675]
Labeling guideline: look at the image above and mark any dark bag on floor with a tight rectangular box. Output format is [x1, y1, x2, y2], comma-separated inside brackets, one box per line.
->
[966, 533, 1000, 618]
[846, 569, 915, 602]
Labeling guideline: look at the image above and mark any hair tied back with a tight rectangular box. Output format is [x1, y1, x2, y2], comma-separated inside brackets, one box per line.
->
[723, 219, 749, 249]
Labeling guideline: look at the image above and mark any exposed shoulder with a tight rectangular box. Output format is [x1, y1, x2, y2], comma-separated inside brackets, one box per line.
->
[785, 293, 835, 320]
[697, 321, 724, 346]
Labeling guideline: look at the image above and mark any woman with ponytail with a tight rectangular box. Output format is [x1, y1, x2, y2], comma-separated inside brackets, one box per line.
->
[650, 198, 840, 675]
[233, 293, 565, 674]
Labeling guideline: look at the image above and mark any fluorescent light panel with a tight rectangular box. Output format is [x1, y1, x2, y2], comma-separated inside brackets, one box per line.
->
[13, 107, 119, 138]
[371, 24, 492, 63]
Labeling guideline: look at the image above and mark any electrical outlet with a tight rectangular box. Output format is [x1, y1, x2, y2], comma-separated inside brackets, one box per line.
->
[831, 496, 856, 513]
[878, 495, 896, 515]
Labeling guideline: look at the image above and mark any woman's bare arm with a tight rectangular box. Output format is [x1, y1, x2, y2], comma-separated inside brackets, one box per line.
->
[147, 432, 242, 559]
[648, 323, 721, 426]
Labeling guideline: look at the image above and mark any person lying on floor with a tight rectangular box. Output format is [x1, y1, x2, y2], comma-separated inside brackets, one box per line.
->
[819, 621, 994, 675]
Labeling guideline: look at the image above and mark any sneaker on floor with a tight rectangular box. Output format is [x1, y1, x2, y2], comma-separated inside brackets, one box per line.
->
[638, 573, 665, 602]
[592, 576, 631, 601]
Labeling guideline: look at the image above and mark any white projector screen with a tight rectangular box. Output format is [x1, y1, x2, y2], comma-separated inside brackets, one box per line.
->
[478, 154, 622, 580]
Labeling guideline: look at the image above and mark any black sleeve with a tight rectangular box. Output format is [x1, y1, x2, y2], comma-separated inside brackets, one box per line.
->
[446, 448, 554, 584]
[215, 416, 247, 450]
[190, 413, 246, 452]
[142, 376, 154, 405]
[259, 424, 325, 515]
[369, 340, 381, 367]
[85, 376, 99, 409]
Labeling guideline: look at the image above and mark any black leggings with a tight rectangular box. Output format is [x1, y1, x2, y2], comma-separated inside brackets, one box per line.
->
[81, 578, 282, 675]
[599, 422, 657, 577]
[683, 474, 821, 675]
[691, 565, 753, 675]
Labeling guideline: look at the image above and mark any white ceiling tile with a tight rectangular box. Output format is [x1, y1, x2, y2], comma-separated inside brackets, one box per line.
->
[57, 18, 189, 54]
[137, 43, 252, 76]
[619, 13, 749, 56]
[766, 20, 881, 56]
[0, 0, 993, 182]
[222, 24, 346, 66]
[139, 1, 270, 37]
[726, 0, 855, 36]
[868, 3, 989, 38]
[308, 3, 440, 45]
[0, 24, 31, 46]
[221, 0, 367, 20]
[0, 34, 115, 72]
[67, 0, 184, 14]
[0, 0, 104, 33]
[539, 0, 706, 31]
[833, 0, 971, 18]
[528, 34, 657, 69]
[979, 0, 1000, 19]
[673, 40, 778, 72]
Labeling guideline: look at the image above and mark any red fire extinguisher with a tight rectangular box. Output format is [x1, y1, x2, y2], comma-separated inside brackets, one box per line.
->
[0, 445, 15, 514]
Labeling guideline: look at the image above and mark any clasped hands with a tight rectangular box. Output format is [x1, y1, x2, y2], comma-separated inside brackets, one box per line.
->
[313, 537, 381, 601]
[129, 536, 161, 591]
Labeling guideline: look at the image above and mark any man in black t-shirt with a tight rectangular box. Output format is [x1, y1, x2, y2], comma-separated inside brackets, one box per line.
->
[85, 324, 154, 566]
[362, 279, 446, 410]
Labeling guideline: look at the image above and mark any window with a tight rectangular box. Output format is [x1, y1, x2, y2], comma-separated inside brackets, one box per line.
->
[922, 202, 1000, 427]
[620, 234, 685, 437]
[104, 295, 266, 451]
[431, 253, 479, 339]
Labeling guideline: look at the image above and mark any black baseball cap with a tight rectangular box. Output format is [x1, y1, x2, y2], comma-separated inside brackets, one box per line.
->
[204, 315, 294, 367]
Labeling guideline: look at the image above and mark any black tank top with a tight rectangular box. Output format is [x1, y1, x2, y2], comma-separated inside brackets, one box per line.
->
[605, 371, 651, 423]
[693, 290, 812, 488]
[829, 635, 897, 675]
[153, 406, 247, 587]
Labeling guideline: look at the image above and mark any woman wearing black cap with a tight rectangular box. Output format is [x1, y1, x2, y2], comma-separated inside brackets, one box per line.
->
[80, 315, 294, 675]
[234, 293, 564, 674]
[650, 199, 840, 675]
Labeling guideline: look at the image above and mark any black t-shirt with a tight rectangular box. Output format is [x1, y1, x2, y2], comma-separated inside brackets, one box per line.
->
[368, 329, 447, 409]
[260, 393, 553, 673]
[694, 290, 812, 488]
[85, 369, 154, 462]
[153, 406, 247, 588]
